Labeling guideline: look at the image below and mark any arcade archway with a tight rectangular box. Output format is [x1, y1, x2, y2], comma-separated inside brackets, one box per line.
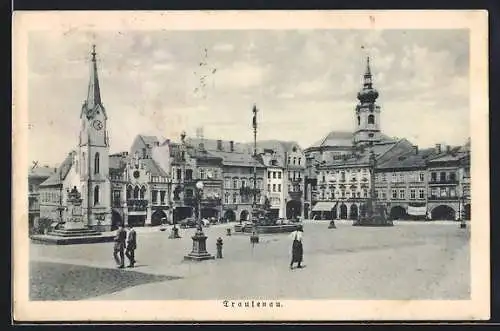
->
[350, 204, 359, 220]
[151, 209, 167, 226]
[173, 207, 193, 223]
[339, 204, 348, 219]
[464, 204, 471, 220]
[201, 207, 218, 219]
[224, 210, 236, 222]
[286, 200, 302, 220]
[111, 209, 123, 230]
[390, 206, 407, 220]
[431, 205, 456, 220]
[240, 210, 249, 222]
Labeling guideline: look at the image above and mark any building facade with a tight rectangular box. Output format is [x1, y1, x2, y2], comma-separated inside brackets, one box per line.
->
[28, 166, 56, 232]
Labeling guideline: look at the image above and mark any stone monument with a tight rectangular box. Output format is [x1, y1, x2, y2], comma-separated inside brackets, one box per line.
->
[64, 186, 86, 230]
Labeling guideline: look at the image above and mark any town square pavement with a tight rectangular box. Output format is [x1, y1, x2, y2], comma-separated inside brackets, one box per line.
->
[29, 221, 470, 301]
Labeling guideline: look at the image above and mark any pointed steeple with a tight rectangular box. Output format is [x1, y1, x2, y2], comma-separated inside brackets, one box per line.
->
[357, 55, 378, 103]
[86, 45, 102, 111]
[363, 56, 373, 88]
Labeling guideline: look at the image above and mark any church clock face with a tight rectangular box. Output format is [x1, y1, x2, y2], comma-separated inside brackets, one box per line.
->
[93, 120, 103, 130]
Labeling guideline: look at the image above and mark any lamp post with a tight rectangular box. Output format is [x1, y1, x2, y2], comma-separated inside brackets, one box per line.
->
[184, 180, 214, 261]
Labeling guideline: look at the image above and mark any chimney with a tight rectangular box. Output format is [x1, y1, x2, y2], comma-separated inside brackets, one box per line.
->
[413, 145, 418, 155]
[435, 143, 442, 154]
[217, 139, 222, 150]
[229, 140, 234, 152]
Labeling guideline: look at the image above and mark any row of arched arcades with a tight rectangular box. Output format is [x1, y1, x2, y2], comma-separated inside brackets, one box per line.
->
[312, 203, 471, 221]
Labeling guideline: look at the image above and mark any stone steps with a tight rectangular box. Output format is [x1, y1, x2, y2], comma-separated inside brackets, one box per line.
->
[30, 233, 115, 245]
[49, 229, 102, 237]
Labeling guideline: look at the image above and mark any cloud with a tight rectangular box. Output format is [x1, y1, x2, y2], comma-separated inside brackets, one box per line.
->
[213, 43, 235, 52]
[27, 29, 470, 165]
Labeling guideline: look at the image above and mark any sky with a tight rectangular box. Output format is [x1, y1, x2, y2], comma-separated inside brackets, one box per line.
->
[27, 29, 470, 166]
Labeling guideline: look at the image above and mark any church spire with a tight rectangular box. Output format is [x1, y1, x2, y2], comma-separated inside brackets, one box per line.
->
[357, 55, 378, 103]
[86, 44, 102, 110]
[363, 56, 373, 88]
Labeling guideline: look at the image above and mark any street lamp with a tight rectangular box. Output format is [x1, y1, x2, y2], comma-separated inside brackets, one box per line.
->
[184, 180, 214, 261]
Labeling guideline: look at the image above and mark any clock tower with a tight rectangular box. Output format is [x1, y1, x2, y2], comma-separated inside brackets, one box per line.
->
[78, 45, 111, 231]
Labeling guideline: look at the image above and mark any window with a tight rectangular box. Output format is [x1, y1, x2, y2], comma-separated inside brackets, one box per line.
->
[278, 184, 281, 192]
[133, 186, 140, 199]
[200, 168, 205, 179]
[152, 190, 158, 204]
[375, 190, 379, 199]
[293, 157, 296, 165]
[450, 188, 456, 197]
[272, 184, 276, 192]
[185, 169, 193, 180]
[392, 173, 397, 183]
[273, 172, 276, 179]
[399, 189, 405, 199]
[268, 172, 271, 179]
[241, 179, 246, 188]
[398, 173, 405, 183]
[419, 172, 425, 182]
[440, 188, 447, 197]
[94, 152, 100, 174]
[341, 171, 346, 182]
[381, 173, 387, 181]
[142, 148, 147, 158]
[288, 157, 291, 165]
[176, 169, 182, 180]
[450, 172, 456, 181]
[419, 189, 425, 199]
[431, 172, 437, 182]
[160, 191, 166, 204]
[268, 184, 271, 192]
[410, 189, 416, 199]
[382, 191, 387, 200]
[368, 114, 375, 124]
[224, 193, 230, 204]
[440, 172, 446, 182]
[392, 189, 397, 199]
[232, 194, 237, 204]
[357, 116, 361, 126]
[298, 158, 301, 165]
[341, 190, 345, 198]
[93, 185, 99, 205]
[185, 189, 193, 198]
[278, 172, 282, 179]
[126, 185, 132, 200]
[233, 179, 238, 189]
[140, 186, 146, 199]
[322, 174, 326, 183]
[363, 190, 368, 198]
[357, 191, 361, 198]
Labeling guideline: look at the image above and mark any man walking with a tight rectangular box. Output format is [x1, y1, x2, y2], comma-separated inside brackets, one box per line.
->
[289, 225, 304, 269]
[113, 223, 127, 268]
[125, 224, 137, 268]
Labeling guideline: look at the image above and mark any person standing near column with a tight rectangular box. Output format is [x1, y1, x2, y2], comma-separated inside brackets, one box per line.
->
[113, 223, 127, 268]
[125, 224, 137, 267]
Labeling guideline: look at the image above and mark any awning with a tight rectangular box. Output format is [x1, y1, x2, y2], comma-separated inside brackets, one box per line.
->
[407, 206, 426, 216]
[312, 201, 337, 212]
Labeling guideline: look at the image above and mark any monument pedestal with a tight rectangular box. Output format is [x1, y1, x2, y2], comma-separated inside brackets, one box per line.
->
[184, 230, 214, 261]
[30, 186, 114, 245]
[353, 203, 394, 227]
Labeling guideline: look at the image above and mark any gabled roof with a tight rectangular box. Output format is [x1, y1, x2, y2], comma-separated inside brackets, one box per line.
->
[139, 135, 160, 148]
[310, 131, 354, 149]
[208, 149, 265, 168]
[377, 153, 427, 170]
[28, 166, 56, 179]
[141, 158, 169, 177]
[40, 151, 76, 187]
[185, 137, 249, 153]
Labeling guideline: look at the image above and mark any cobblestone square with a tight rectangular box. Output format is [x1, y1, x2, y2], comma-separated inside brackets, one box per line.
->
[30, 221, 470, 301]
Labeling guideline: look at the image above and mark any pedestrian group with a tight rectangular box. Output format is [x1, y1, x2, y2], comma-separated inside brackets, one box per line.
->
[113, 223, 137, 268]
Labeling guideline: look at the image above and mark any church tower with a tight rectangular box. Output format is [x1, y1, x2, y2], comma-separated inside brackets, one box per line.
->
[79, 45, 111, 231]
[353, 56, 382, 146]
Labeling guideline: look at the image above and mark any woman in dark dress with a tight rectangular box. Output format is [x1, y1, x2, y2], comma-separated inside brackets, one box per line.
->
[290, 225, 304, 269]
